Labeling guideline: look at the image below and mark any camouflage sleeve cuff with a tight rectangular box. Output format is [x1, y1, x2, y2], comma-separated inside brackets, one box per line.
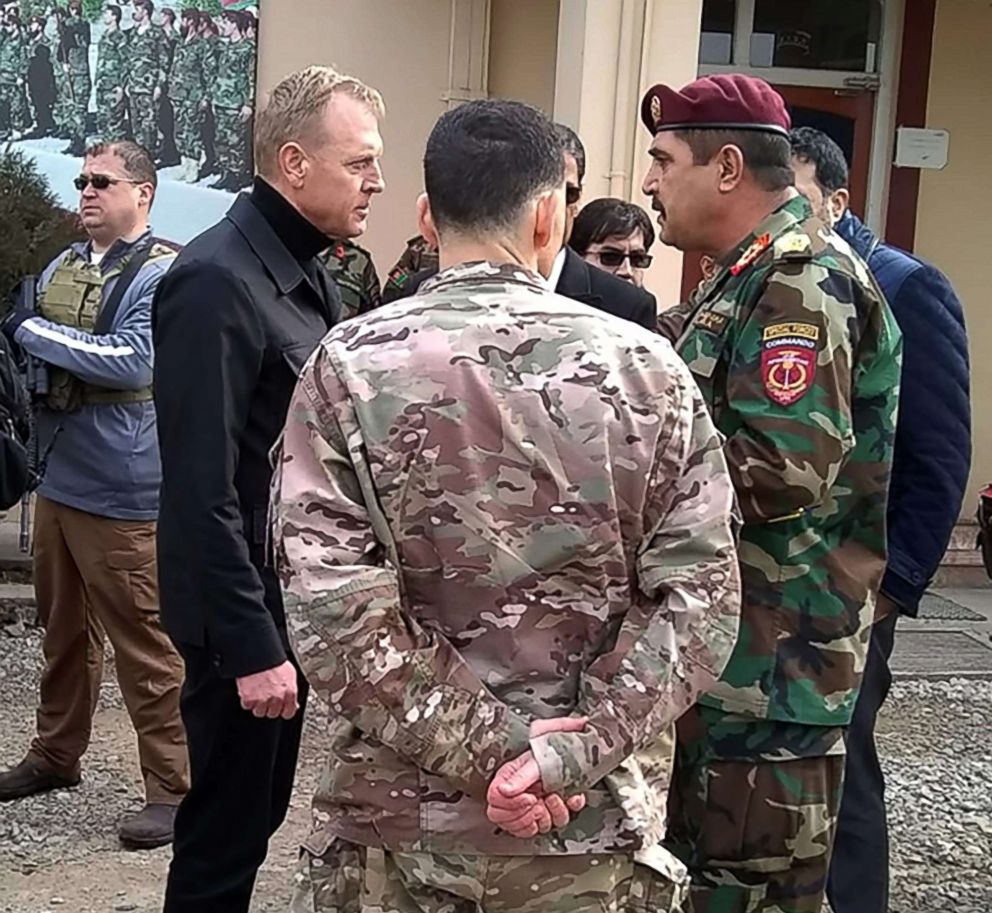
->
[529, 720, 630, 796]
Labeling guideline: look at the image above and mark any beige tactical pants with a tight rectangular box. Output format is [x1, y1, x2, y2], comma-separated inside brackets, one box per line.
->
[292, 839, 688, 912]
[27, 496, 189, 804]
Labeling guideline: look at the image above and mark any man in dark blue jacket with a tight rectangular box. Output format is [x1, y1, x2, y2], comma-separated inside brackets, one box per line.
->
[791, 127, 971, 913]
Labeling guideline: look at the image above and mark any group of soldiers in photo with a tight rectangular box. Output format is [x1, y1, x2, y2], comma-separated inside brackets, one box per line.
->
[0, 0, 257, 191]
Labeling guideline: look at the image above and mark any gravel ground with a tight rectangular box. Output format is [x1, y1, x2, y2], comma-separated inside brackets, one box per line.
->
[1, 625, 990, 913]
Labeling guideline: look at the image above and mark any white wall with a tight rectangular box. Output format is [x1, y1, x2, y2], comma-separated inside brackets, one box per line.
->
[257, 0, 454, 273]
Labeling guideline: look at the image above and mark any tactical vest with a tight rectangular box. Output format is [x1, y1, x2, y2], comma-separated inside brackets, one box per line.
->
[39, 245, 171, 412]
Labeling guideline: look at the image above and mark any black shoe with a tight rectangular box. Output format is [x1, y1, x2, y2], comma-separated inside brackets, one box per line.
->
[0, 756, 81, 801]
[62, 141, 85, 157]
[197, 160, 218, 181]
[118, 802, 178, 850]
[155, 155, 181, 168]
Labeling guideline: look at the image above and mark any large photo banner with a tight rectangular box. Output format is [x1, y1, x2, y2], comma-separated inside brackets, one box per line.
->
[0, 0, 258, 244]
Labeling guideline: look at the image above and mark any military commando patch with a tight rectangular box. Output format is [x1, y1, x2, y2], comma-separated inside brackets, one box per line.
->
[730, 233, 771, 276]
[761, 322, 819, 406]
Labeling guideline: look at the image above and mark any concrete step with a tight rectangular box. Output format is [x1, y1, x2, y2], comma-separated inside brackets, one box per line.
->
[0, 583, 37, 626]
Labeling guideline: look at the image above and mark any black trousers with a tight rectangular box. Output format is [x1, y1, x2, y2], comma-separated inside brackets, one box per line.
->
[827, 609, 899, 913]
[162, 642, 308, 913]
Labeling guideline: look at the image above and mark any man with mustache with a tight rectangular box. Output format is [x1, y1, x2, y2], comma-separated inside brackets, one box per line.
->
[642, 74, 902, 913]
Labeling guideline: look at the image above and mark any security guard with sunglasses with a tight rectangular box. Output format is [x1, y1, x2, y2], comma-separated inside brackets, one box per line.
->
[0, 141, 189, 852]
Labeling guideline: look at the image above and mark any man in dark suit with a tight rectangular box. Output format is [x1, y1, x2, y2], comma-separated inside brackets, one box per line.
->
[152, 66, 385, 913]
[382, 122, 658, 330]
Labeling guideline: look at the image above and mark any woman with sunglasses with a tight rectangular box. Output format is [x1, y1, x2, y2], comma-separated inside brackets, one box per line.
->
[569, 197, 655, 288]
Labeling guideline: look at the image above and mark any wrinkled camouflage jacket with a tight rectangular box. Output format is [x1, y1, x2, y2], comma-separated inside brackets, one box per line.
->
[96, 28, 127, 93]
[657, 195, 902, 733]
[318, 240, 382, 322]
[382, 234, 439, 301]
[273, 261, 741, 857]
[213, 36, 253, 109]
[125, 24, 166, 95]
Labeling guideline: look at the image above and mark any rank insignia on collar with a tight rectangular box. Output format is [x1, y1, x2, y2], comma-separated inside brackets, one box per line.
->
[730, 233, 771, 276]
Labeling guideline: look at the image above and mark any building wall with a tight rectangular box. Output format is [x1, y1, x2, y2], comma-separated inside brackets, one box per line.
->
[488, 0, 560, 112]
[257, 0, 454, 274]
[915, 0, 992, 502]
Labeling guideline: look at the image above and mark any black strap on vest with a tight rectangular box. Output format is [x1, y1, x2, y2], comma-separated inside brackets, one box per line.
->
[94, 241, 154, 335]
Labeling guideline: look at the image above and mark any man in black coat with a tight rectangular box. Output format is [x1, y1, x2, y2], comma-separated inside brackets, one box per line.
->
[152, 66, 385, 913]
[382, 123, 658, 330]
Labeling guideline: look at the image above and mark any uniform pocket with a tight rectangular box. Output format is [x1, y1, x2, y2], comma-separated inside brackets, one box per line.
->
[294, 837, 365, 913]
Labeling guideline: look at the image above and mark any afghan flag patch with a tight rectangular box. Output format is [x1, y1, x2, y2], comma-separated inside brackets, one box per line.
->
[760, 322, 819, 406]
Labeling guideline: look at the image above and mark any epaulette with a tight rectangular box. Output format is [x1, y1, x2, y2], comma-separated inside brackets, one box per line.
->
[772, 230, 813, 262]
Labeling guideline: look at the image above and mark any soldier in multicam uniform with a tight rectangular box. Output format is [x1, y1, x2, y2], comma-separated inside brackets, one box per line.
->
[211, 9, 253, 191]
[95, 4, 128, 142]
[61, 0, 90, 156]
[125, 0, 165, 161]
[318, 239, 382, 321]
[381, 232, 439, 303]
[0, 6, 30, 141]
[273, 98, 742, 913]
[640, 75, 902, 913]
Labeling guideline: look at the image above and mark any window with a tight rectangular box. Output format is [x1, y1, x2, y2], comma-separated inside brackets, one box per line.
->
[699, 0, 735, 66]
[750, 0, 881, 71]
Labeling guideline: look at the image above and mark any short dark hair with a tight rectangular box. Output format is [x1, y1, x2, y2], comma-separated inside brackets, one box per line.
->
[789, 126, 849, 193]
[554, 122, 586, 185]
[424, 99, 565, 237]
[133, 0, 154, 15]
[162, 7, 176, 24]
[85, 141, 158, 196]
[674, 128, 794, 192]
[221, 9, 248, 32]
[568, 197, 655, 256]
[180, 7, 198, 25]
[105, 4, 121, 24]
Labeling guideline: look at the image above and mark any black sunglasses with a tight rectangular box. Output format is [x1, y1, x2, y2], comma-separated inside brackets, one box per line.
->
[566, 184, 582, 206]
[594, 248, 653, 269]
[74, 173, 142, 191]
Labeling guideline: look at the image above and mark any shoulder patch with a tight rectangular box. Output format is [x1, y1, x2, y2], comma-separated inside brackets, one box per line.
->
[760, 322, 819, 406]
[773, 232, 813, 260]
[730, 233, 772, 276]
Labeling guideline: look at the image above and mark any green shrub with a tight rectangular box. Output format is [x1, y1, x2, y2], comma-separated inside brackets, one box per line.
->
[0, 146, 85, 307]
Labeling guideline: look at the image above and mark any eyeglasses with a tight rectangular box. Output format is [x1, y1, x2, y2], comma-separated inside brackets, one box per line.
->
[74, 174, 142, 191]
[566, 184, 582, 206]
[593, 249, 653, 269]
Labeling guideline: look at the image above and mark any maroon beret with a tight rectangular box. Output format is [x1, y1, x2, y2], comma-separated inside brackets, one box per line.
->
[640, 74, 790, 137]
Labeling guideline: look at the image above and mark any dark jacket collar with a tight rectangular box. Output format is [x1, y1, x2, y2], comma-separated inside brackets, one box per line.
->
[836, 210, 880, 263]
[555, 247, 601, 305]
[226, 179, 329, 295]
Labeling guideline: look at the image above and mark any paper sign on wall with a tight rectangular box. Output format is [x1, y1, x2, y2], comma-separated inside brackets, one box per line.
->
[894, 128, 950, 170]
